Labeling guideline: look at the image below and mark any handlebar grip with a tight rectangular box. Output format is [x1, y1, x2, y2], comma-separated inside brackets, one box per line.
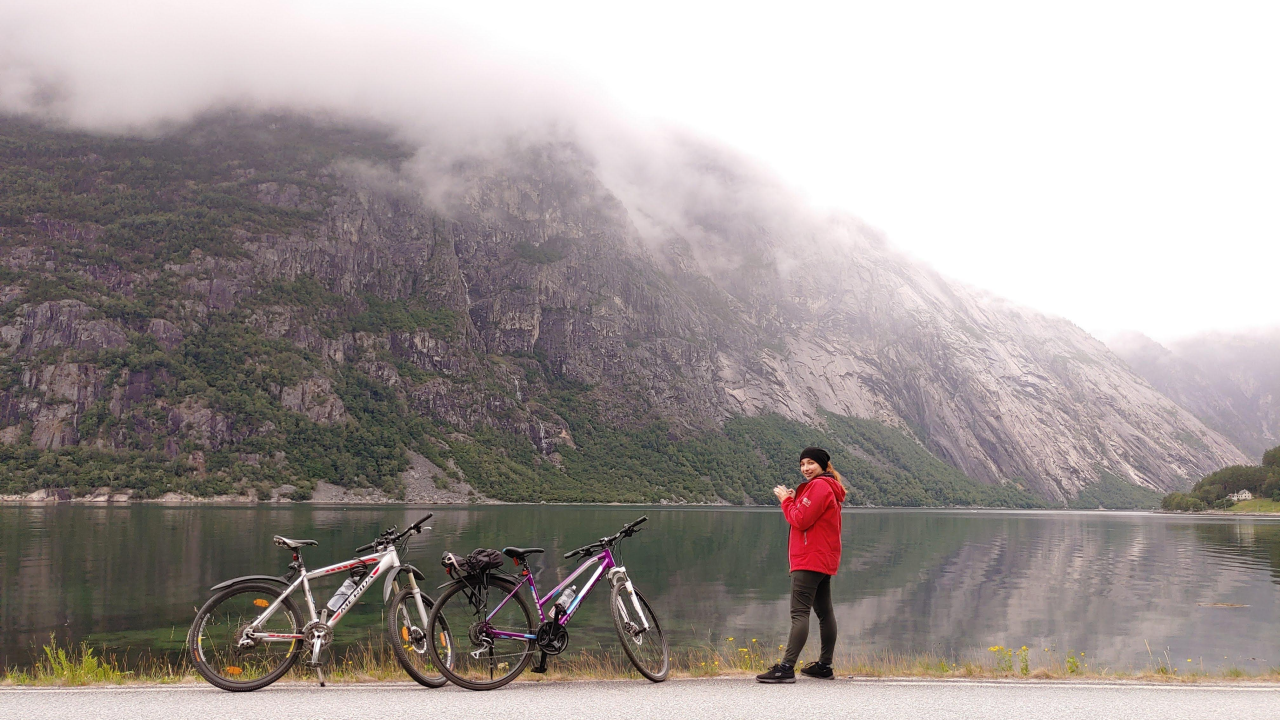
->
[412, 513, 433, 528]
[356, 542, 376, 554]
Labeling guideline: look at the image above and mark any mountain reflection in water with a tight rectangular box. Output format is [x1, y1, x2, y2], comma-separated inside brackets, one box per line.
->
[2, 506, 1278, 670]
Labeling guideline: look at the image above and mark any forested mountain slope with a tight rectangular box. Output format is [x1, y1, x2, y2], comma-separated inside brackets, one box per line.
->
[0, 114, 1243, 505]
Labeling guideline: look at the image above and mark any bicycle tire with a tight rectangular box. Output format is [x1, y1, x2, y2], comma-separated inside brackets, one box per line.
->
[387, 586, 450, 688]
[609, 582, 668, 682]
[187, 581, 303, 692]
[426, 575, 535, 691]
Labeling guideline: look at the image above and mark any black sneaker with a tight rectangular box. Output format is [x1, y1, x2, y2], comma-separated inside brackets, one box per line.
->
[756, 663, 796, 683]
[800, 661, 834, 679]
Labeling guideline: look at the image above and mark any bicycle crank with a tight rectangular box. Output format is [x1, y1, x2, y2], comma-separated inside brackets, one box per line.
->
[535, 621, 569, 655]
[302, 620, 333, 666]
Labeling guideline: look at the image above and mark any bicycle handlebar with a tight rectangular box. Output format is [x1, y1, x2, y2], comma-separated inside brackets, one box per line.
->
[356, 513, 433, 554]
[563, 516, 647, 559]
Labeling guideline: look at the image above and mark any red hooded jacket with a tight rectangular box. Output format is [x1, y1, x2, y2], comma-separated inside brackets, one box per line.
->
[781, 473, 847, 575]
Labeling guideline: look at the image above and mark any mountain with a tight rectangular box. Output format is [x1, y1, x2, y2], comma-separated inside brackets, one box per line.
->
[0, 113, 1245, 505]
[1109, 331, 1280, 462]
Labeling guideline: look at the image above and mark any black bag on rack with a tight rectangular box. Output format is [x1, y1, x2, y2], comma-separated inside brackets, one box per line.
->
[441, 548, 505, 576]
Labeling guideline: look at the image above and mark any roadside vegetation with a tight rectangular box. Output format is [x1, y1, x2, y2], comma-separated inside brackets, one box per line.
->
[1162, 446, 1280, 512]
[6, 636, 1279, 687]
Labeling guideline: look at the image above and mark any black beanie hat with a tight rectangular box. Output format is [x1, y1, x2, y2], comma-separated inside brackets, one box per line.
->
[800, 446, 830, 470]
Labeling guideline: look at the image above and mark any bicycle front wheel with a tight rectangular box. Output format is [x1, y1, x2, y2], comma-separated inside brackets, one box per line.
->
[387, 586, 450, 688]
[426, 576, 534, 690]
[610, 581, 668, 681]
[187, 581, 303, 691]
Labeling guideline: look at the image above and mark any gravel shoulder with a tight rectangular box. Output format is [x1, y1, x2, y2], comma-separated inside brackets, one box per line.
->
[5, 676, 1280, 720]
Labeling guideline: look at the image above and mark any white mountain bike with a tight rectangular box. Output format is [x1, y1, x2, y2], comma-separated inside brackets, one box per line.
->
[187, 513, 451, 691]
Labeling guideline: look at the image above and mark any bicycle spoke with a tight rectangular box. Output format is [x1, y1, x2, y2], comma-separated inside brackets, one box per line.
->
[428, 577, 533, 690]
[188, 583, 300, 691]
[610, 583, 668, 681]
[388, 587, 450, 687]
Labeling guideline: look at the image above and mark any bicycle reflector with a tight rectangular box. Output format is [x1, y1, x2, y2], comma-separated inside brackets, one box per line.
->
[253, 599, 270, 608]
[225, 666, 243, 675]
[402, 627, 410, 642]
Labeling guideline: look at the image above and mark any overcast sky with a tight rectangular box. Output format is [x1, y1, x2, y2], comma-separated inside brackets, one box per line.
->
[5, 1, 1278, 342]
[389, 1, 1280, 342]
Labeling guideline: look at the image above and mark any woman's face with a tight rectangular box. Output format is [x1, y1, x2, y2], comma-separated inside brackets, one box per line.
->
[799, 457, 823, 480]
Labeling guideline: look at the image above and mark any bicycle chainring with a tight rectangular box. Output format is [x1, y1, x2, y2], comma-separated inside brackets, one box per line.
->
[301, 620, 333, 664]
[535, 621, 569, 655]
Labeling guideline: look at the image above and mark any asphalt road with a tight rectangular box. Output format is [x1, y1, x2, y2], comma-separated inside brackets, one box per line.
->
[3, 677, 1278, 720]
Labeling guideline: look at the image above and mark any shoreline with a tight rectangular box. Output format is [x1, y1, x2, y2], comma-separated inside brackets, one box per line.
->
[8, 493, 1280, 515]
[0, 492, 1136, 511]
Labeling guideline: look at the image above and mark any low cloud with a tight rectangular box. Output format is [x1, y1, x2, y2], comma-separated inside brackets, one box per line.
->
[1, 0, 874, 279]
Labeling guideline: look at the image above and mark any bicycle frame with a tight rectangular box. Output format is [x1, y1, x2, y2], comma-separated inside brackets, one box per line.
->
[484, 547, 650, 641]
[234, 544, 425, 644]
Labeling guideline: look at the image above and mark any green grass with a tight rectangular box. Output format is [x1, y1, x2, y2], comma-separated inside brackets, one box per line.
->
[1225, 498, 1280, 513]
[7, 636, 1280, 686]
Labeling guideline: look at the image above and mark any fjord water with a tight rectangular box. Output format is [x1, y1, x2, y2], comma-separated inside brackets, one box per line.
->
[3, 506, 1279, 671]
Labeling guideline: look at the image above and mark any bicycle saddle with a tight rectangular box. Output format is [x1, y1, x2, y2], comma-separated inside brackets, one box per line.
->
[501, 547, 544, 561]
[273, 535, 319, 549]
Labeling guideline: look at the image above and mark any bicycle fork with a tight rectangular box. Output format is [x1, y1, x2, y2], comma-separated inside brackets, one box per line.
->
[608, 568, 651, 637]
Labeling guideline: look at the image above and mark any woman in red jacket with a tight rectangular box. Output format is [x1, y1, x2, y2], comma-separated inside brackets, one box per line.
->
[757, 446, 847, 683]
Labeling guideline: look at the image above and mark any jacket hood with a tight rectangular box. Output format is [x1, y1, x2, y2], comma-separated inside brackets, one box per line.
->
[810, 473, 847, 504]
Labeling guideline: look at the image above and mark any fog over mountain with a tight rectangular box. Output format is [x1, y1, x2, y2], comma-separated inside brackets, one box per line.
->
[0, 1, 1253, 503]
[1110, 330, 1280, 462]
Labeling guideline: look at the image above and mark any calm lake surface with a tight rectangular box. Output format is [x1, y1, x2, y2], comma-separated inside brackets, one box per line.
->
[3, 505, 1279, 671]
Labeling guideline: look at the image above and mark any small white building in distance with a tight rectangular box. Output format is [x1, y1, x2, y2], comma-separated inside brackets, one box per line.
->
[1228, 489, 1254, 502]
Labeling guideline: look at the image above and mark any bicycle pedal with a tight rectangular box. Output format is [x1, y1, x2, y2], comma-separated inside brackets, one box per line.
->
[531, 652, 549, 673]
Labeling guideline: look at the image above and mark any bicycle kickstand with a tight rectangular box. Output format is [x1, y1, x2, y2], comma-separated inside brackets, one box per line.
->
[531, 651, 549, 674]
[316, 665, 326, 687]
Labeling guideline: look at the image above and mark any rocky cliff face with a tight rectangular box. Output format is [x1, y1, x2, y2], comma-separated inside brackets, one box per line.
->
[609, 175, 1247, 499]
[1110, 331, 1280, 462]
[0, 115, 1247, 502]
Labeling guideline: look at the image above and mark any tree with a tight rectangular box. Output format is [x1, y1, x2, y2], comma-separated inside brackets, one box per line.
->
[1263, 445, 1280, 470]
[1161, 492, 1207, 512]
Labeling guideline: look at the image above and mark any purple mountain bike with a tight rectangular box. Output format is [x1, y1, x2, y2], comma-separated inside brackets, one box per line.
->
[425, 516, 668, 690]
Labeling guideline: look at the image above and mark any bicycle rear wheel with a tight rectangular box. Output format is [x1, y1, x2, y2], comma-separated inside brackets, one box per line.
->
[426, 575, 534, 690]
[610, 581, 668, 681]
[387, 586, 450, 688]
[187, 581, 303, 691]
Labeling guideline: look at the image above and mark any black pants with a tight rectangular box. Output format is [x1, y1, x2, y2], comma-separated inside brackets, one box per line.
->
[783, 570, 836, 666]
